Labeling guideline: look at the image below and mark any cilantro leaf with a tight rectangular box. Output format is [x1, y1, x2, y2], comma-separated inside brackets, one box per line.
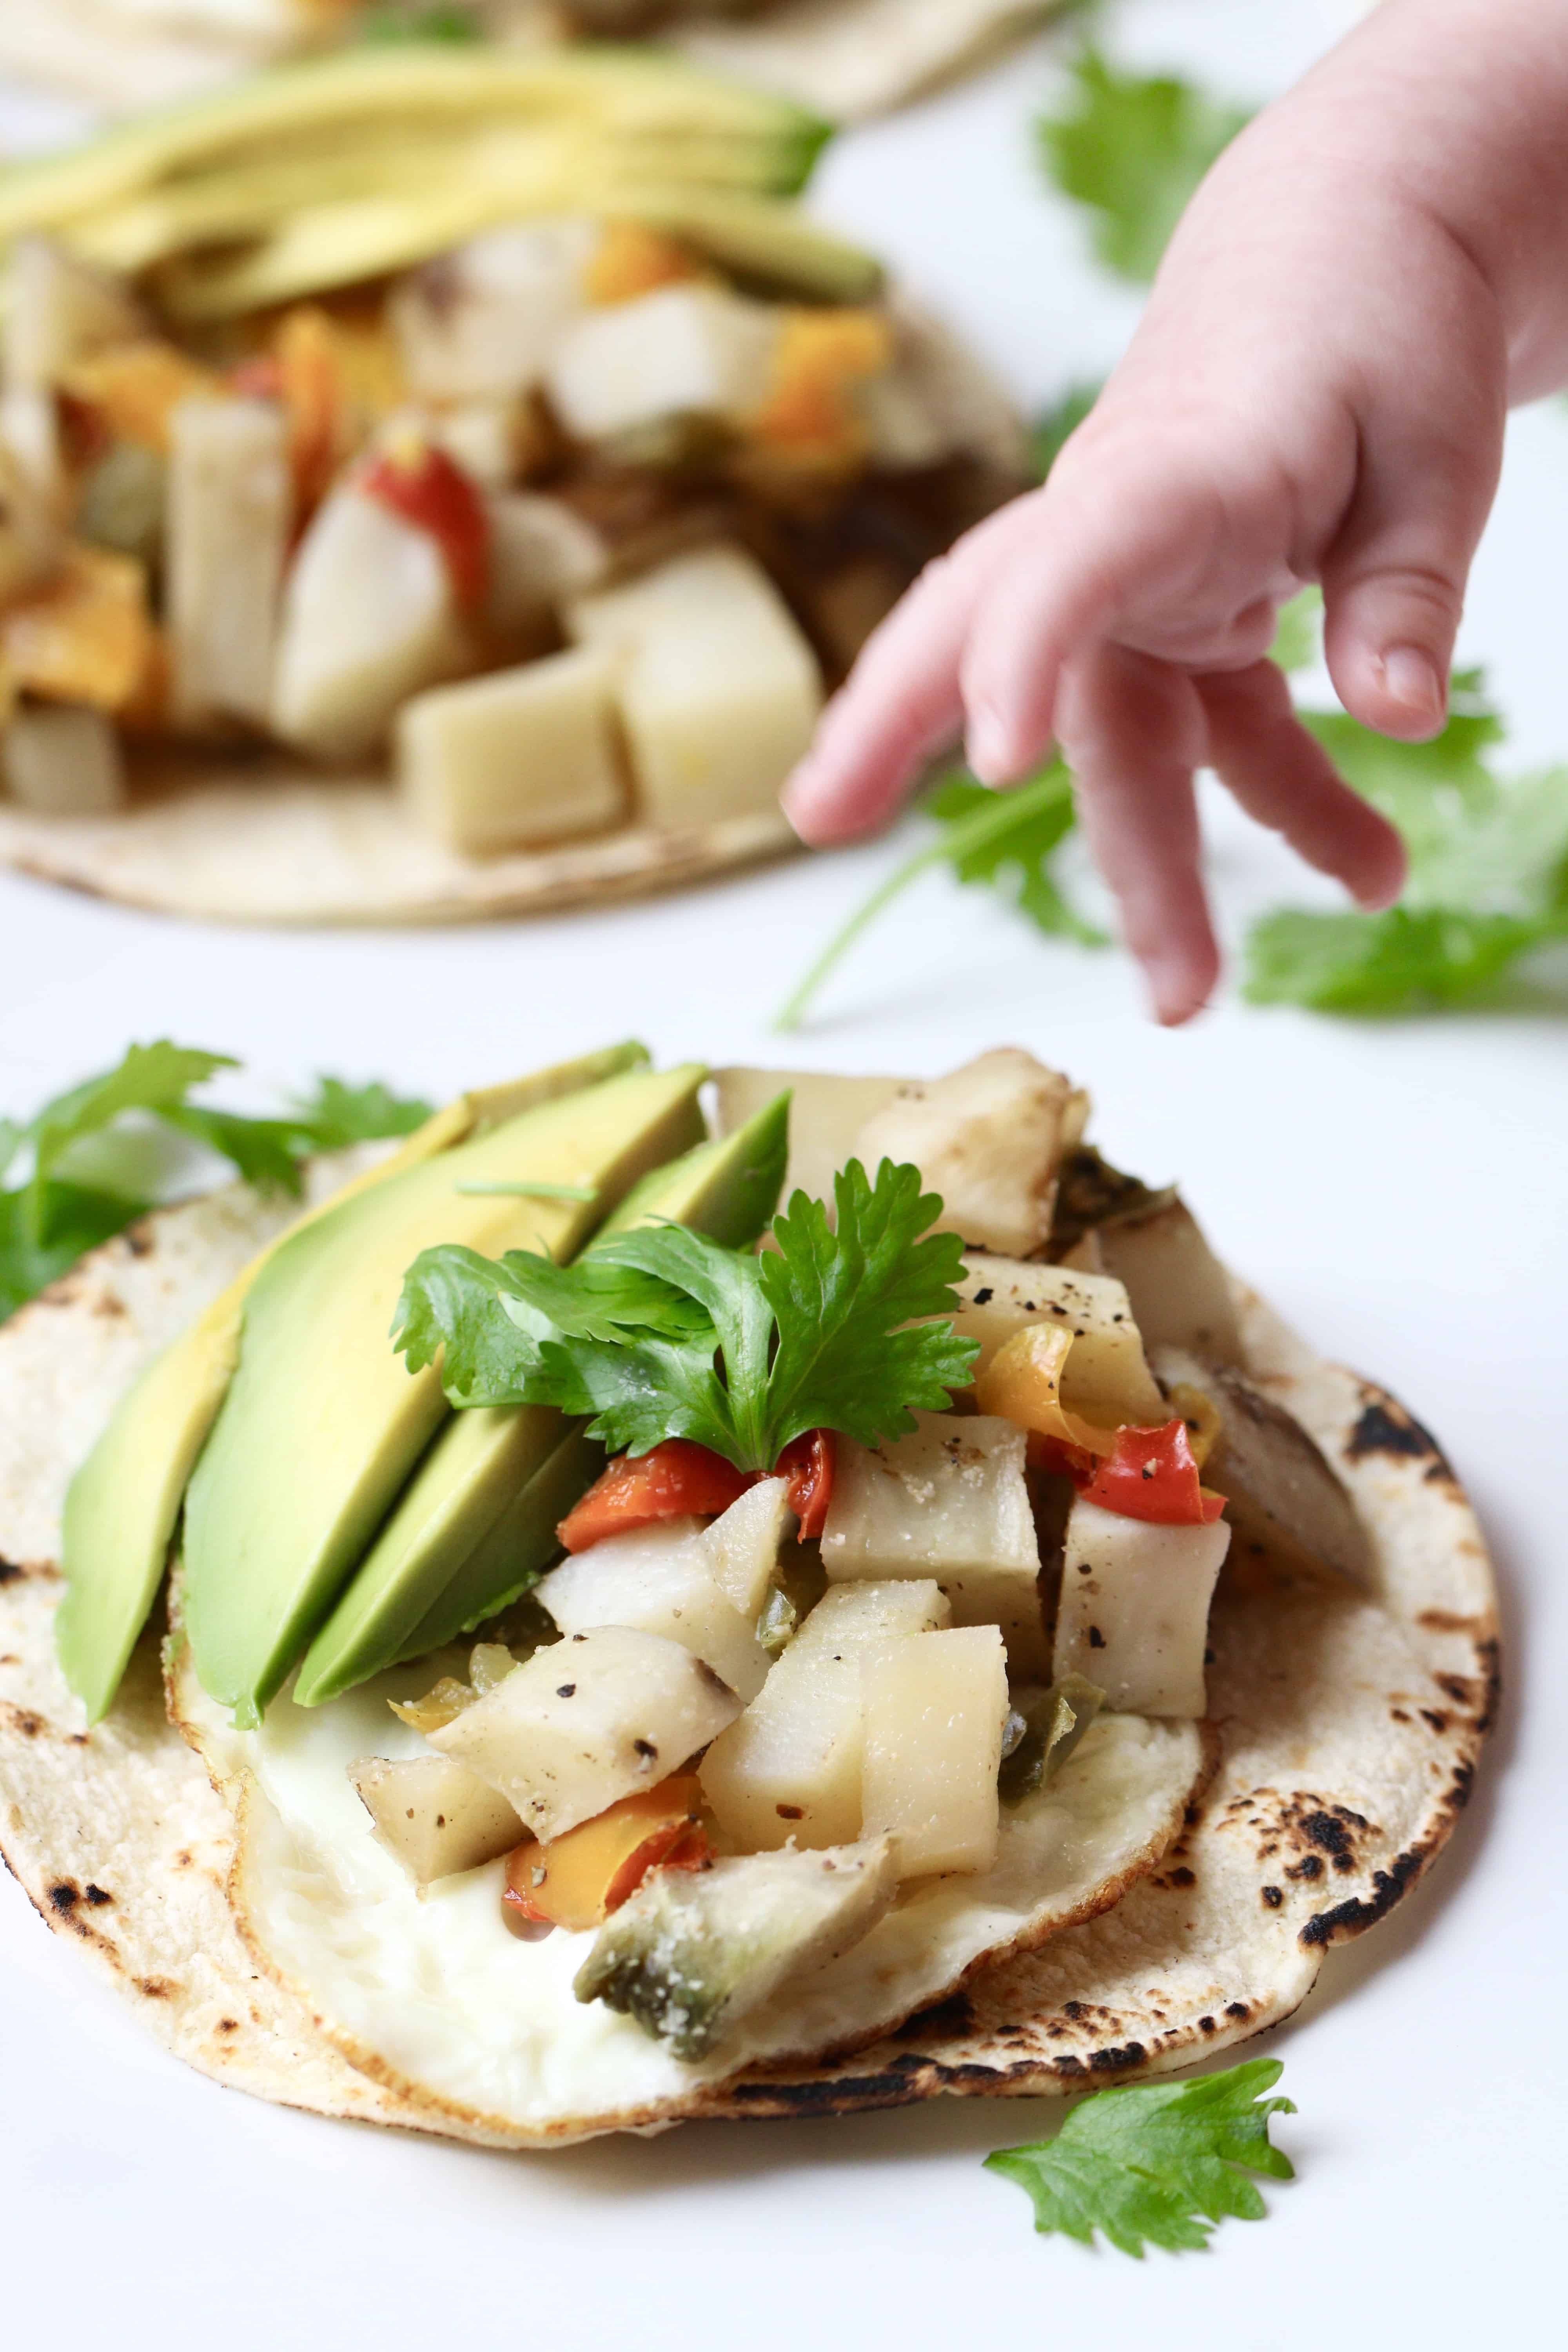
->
[777, 764, 1097, 1030]
[986, 2059, 1295, 2257]
[926, 770, 1105, 944]
[356, 4, 484, 42]
[394, 1159, 979, 1472]
[1039, 51, 1254, 284]
[1242, 905, 1555, 1013]
[289, 1076, 433, 1149]
[0, 1047, 435, 1326]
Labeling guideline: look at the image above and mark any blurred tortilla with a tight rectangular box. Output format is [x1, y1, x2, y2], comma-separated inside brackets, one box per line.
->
[2, 0, 1069, 123]
[0, 1166, 1496, 2141]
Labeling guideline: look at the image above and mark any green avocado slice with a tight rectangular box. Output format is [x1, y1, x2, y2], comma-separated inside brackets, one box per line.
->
[55, 1039, 648, 1725]
[181, 1060, 706, 1727]
[292, 1089, 790, 1703]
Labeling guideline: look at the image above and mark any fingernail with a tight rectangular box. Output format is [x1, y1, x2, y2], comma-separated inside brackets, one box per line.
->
[1380, 646, 1445, 724]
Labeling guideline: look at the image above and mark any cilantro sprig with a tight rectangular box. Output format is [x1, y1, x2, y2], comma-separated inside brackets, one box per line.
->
[1039, 49, 1255, 285]
[394, 1158, 979, 1472]
[986, 2059, 1295, 2256]
[0, 1047, 431, 1324]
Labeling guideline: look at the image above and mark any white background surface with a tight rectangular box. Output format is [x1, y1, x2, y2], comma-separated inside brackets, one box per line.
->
[0, 3, 1562, 2341]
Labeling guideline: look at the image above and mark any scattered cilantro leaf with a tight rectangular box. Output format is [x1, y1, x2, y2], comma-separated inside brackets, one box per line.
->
[985, 2059, 1295, 2256]
[1039, 50, 1254, 283]
[777, 764, 1097, 1029]
[289, 1075, 433, 1150]
[1033, 380, 1102, 480]
[1242, 904, 1558, 1013]
[1269, 586, 1322, 676]
[356, 4, 484, 43]
[0, 1048, 434, 1325]
[394, 1158, 979, 1471]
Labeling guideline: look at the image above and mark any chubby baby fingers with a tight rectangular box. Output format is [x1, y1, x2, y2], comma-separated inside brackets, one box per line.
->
[1199, 662, 1406, 907]
[1056, 644, 1220, 1025]
[781, 493, 1049, 845]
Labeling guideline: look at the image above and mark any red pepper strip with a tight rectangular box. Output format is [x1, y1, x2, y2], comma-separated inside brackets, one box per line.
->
[558, 1430, 838, 1552]
[775, 1427, 835, 1539]
[360, 436, 489, 610]
[1025, 1429, 1098, 1484]
[557, 1439, 753, 1553]
[1077, 1419, 1226, 1527]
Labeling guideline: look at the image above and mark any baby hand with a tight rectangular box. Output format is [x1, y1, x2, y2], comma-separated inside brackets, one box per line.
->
[783, 12, 1514, 1020]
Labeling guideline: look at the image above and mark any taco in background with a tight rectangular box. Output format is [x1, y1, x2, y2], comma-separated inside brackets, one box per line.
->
[0, 1, 1074, 125]
[0, 49, 1027, 921]
[0, 1042, 1497, 2144]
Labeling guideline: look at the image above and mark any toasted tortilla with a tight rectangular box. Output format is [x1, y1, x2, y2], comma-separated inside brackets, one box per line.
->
[0, 1175, 1495, 2142]
[2, 1, 1069, 123]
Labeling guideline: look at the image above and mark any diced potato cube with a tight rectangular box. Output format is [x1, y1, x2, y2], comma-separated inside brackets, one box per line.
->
[348, 1753, 523, 1889]
[272, 485, 467, 762]
[535, 1521, 771, 1701]
[1, 703, 125, 815]
[544, 284, 779, 443]
[566, 544, 821, 829]
[1097, 1197, 1243, 1363]
[853, 1048, 1089, 1258]
[713, 1066, 903, 1207]
[861, 1624, 1008, 1877]
[575, 1835, 899, 2060]
[390, 219, 597, 401]
[1053, 1496, 1230, 1717]
[954, 1255, 1167, 1427]
[1152, 1345, 1370, 1587]
[396, 646, 627, 855]
[429, 1623, 741, 1841]
[699, 1579, 948, 1852]
[3, 236, 142, 392]
[484, 493, 608, 636]
[167, 396, 290, 729]
[820, 1412, 1047, 1677]
[700, 1477, 791, 1619]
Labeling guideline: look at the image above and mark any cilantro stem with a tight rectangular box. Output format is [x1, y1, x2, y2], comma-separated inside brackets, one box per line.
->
[775, 769, 1074, 1032]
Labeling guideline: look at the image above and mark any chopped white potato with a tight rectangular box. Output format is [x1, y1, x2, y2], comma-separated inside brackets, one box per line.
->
[566, 544, 821, 828]
[271, 485, 467, 762]
[1096, 1198, 1243, 1364]
[1053, 1497, 1230, 1717]
[396, 645, 627, 855]
[853, 1048, 1089, 1258]
[348, 1753, 523, 1891]
[167, 396, 290, 728]
[712, 1066, 903, 1207]
[0, 389, 62, 510]
[575, 1835, 900, 2061]
[699, 1578, 948, 1851]
[2, 235, 142, 392]
[429, 1623, 741, 1842]
[2, 704, 125, 814]
[390, 218, 597, 401]
[485, 493, 608, 635]
[700, 1477, 792, 1619]
[544, 283, 779, 443]
[535, 1521, 771, 1702]
[860, 1625, 1008, 1877]
[820, 1412, 1047, 1677]
[1152, 1345, 1371, 1587]
[955, 1256, 1167, 1427]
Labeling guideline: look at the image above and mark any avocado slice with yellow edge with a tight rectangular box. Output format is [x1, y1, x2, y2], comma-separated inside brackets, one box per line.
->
[180, 1059, 705, 1728]
[55, 1040, 648, 1726]
[293, 1089, 791, 1703]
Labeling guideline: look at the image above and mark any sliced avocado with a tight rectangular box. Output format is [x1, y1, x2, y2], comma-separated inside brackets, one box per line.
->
[56, 1039, 648, 1724]
[292, 1091, 790, 1704]
[182, 1060, 705, 1727]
